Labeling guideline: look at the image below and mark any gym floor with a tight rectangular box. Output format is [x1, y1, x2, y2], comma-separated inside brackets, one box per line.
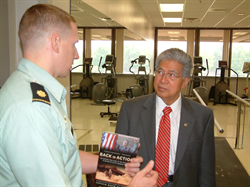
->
[71, 97, 250, 185]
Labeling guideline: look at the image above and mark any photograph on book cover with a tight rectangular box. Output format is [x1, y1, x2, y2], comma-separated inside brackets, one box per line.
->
[95, 132, 140, 187]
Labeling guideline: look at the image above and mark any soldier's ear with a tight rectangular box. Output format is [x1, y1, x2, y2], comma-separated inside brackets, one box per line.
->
[51, 33, 61, 53]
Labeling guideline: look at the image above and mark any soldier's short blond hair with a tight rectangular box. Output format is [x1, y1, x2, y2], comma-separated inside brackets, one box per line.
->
[18, 4, 76, 50]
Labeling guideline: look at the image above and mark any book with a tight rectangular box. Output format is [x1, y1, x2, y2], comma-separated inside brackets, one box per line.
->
[95, 132, 140, 187]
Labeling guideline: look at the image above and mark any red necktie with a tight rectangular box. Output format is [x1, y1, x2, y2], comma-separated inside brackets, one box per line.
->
[155, 106, 172, 187]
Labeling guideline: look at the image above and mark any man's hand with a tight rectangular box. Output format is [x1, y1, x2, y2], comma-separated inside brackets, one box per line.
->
[134, 138, 139, 144]
[125, 156, 143, 177]
[128, 160, 158, 187]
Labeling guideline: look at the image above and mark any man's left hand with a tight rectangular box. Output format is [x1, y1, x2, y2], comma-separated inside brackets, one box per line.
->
[125, 156, 143, 177]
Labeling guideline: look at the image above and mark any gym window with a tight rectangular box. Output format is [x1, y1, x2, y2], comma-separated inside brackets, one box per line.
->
[231, 30, 250, 77]
[199, 30, 223, 77]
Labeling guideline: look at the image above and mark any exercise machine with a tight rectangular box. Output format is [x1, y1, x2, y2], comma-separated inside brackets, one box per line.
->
[213, 60, 238, 105]
[100, 55, 117, 99]
[92, 57, 106, 104]
[71, 58, 94, 99]
[192, 57, 208, 88]
[242, 62, 250, 98]
[92, 55, 117, 104]
[126, 55, 150, 98]
[187, 56, 209, 104]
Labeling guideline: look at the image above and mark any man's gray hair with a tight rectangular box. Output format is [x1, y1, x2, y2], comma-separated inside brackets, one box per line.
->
[155, 48, 193, 79]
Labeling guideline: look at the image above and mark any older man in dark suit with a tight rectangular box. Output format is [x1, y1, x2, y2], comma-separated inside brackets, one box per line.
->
[115, 48, 215, 187]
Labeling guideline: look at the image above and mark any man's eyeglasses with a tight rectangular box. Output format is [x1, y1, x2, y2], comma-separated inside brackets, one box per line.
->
[155, 69, 182, 81]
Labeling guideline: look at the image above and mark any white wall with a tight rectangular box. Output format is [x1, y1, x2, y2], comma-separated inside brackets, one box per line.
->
[0, 0, 38, 87]
[0, 0, 10, 87]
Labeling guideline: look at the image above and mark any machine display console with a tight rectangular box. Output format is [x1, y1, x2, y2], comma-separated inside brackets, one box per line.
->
[242, 62, 250, 73]
[194, 56, 202, 65]
[138, 55, 146, 65]
[105, 55, 114, 64]
[219, 60, 227, 67]
[84, 58, 93, 64]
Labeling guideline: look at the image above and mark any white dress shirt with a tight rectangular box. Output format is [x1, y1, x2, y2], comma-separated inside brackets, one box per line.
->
[155, 93, 181, 175]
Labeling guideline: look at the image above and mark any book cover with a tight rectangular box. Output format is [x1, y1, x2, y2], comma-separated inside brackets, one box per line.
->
[95, 132, 140, 187]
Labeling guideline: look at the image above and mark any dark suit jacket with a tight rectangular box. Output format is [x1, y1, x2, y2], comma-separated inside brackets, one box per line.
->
[115, 93, 216, 187]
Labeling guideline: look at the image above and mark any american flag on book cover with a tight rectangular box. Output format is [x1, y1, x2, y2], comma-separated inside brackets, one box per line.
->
[101, 132, 118, 151]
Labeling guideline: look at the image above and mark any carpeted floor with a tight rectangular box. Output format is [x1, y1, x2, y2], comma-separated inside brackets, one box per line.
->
[215, 137, 250, 187]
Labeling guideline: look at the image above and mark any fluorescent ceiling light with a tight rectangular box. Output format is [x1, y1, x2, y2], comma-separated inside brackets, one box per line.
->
[99, 17, 113, 21]
[160, 4, 184, 12]
[168, 31, 180, 34]
[164, 18, 182, 23]
[234, 32, 248, 35]
[92, 35, 101, 37]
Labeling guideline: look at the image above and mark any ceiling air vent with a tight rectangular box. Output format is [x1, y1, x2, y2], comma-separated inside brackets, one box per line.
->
[184, 18, 200, 22]
[209, 8, 227, 12]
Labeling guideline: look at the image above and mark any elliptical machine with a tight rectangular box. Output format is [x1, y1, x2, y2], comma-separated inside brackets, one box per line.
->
[71, 58, 94, 99]
[126, 55, 150, 99]
[92, 55, 117, 104]
[187, 56, 209, 104]
[100, 55, 117, 99]
[213, 60, 238, 105]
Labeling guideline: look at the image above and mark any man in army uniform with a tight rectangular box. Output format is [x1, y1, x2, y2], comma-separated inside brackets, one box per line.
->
[0, 4, 158, 187]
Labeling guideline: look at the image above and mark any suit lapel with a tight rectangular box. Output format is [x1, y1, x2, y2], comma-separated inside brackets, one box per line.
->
[141, 93, 156, 161]
[174, 96, 195, 172]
